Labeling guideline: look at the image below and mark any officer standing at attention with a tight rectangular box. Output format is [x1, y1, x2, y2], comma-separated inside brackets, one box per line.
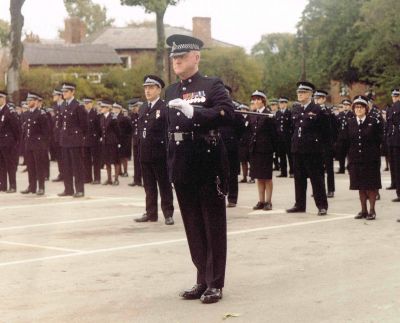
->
[128, 99, 143, 187]
[165, 34, 234, 303]
[286, 82, 329, 215]
[20, 92, 49, 196]
[335, 99, 354, 174]
[51, 89, 65, 182]
[58, 82, 88, 198]
[0, 90, 20, 193]
[134, 75, 174, 225]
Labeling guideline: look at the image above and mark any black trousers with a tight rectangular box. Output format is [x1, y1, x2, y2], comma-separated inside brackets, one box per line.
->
[0, 146, 18, 190]
[174, 181, 227, 289]
[26, 149, 46, 192]
[132, 144, 142, 184]
[44, 149, 50, 179]
[53, 145, 64, 179]
[83, 145, 101, 183]
[389, 146, 400, 197]
[227, 148, 239, 204]
[323, 149, 335, 192]
[336, 140, 349, 172]
[62, 147, 85, 194]
[293, 153, 328, 210]
[278, 140, 293, 175]
[141, 161, 173, 220]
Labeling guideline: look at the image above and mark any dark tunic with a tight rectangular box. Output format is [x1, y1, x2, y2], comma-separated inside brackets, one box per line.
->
[117, 112, 132, 159]
[100, 113, 120, 165]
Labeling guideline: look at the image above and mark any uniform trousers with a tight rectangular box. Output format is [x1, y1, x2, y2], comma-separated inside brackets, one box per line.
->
[336, 140, 349, 172]
[62, 147, 85, 194]
[0, 146, 17, 190]
[44, 149, 50, 179]
[293, 153, 328, 210]
[226, 148, 239, 204]
[132, 144, 142, 184]
[278, 140, 293, 175]
[141, 161, 173, 220]
[26, 149, 46, 192]
[323, 149, 335, 192]
[83, 145, 101, 183]
[54, 145, 64, 179]
[389, 146, 400, 197]
[174, 181, 227, 289]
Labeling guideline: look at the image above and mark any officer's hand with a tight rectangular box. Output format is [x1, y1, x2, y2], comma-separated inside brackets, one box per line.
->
[168, 98, 194, 119]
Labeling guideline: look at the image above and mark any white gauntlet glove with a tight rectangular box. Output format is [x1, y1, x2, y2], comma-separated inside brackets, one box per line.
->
[168, 98, 194, 119]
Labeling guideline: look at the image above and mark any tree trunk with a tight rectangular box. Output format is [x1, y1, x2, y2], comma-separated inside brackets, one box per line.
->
[155, 9, 166, 80]
[7, 0, 25, 103]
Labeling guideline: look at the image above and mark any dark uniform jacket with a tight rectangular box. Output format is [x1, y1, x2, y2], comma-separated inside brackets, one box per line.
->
[130, 112, 140, 146]
[117, 112, 132, 157]
[336, 110, 355, 142]
[249, 108, 277, 154]
[83, 108, 101, 147]
[219, 111, 245, 152]
[386, 101, 400, 147]
[0, 104, 20, 147]
[321, 105, 338, 151]
[100, 113, 120, 146]
[25, 108, 50, 151]
[60, 98, 88, 148]
[275, 108, 293, 144]
[347, 115, 383, 164]
[165, 72, 234, 185]
[291, 101, 330, 154]
[52, 103, 63, 145]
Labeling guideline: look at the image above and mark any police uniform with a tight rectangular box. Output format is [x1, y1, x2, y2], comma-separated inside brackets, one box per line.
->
[99, 106, 120, 168]
[287, 82, 329, 214]
[128, 99, 143, 186]
[51, 89, 65, 182]
[115, 105, 133, 175]
[59, 83, 88, 197]
[335, 100, 355, 173]
[275, 97, 293, 177]
[0, 91, 20, 192]
[165, 35, 234, 302]
[135, 75, 174, 223]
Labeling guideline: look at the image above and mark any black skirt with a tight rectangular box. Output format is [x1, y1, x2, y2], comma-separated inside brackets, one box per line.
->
[119, 137, 132, 159]
[249, 152, 273, 179]
[239, 145, 250, 162]
[101, 144, 120, 165]
[348, 162, 381, 190]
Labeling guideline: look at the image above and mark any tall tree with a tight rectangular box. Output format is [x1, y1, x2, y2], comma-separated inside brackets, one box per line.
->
[62, 0, 114, 36]
[120, 0, 182, 78]
[0, 19, 10, 47]
[7, 0, 25, 103]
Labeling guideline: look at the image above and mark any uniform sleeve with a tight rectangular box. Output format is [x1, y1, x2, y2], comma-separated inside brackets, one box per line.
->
[9, 110, 21, 142]
[78, 105, 88, 134]
[40, 113, 50, 138]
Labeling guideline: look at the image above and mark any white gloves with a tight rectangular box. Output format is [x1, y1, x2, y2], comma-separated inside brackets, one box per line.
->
[168, 98, 194, 119]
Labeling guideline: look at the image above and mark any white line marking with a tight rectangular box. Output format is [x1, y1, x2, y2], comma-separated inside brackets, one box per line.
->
[0, 214, 354, 268]
[0, 213, 144, 231]
[248, 209, 287, 215]
[0, 240, 81, 253]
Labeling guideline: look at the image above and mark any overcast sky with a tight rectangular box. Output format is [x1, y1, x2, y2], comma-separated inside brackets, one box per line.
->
[0, 0, 309, 52]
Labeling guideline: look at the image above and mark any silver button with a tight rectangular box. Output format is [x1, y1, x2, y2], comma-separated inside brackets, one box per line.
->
[177, 112, 181, 116]
[188, 79, 192, 83]
[182, 87, 186, 91]
[176, 141, 180, 146]
[176, 126, 179, 130]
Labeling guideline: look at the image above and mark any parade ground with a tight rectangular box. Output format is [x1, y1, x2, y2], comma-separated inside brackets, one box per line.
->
[1, 161, 399, 323]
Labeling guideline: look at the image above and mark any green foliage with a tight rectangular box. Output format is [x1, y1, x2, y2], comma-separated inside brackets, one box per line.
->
[201, 47, 263, 104]
[0, 19, 10, 47]
[120, 0, 180, 14]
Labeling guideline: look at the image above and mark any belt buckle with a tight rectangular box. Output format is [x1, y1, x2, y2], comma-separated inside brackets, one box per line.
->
[175, 132, 183, 141]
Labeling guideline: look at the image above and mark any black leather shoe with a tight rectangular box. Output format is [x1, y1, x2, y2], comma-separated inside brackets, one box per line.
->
[227, 202, 236, 208]
[73, 192, 84, 198]
[276, 174, 287, 178]
[52, 177, 63, 182]
[200, 288, 223, 304]
[263, 202, 272, 211]
[102, 180, 112, 185]
[354, 212, 367, 219]
[289, 174, 294, 178]
[121, 172, 129, 177]
[134, 214, 157, 223]
[36, 189, 45, 196]
[253, 202, 265, 210]
[386, 185, 395, 190]
[248, 179, 255, 184]
[6, 188, 16, 193]
[20, 188, 32, 194]
[318, 208, 327, 216]
[179, 284, 207, 300]
[392, 197, 400, 202]
[336, 170, 345, 174]
[57, 192, 73, 197]
[128, 182, 142, 187]
[327, 191, 334, 198]
[286, 206, 305, 213]
[366, 211, 376, 220]
[112, 180, 119, 186]
[165, 217, 174, 225]
[91, 180, 100, 185]
[239, 178, 247, 183]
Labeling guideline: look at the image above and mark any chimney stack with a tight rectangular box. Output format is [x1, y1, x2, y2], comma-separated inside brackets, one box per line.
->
[192, 17, 212, 48]
[64, 17, 86, 44]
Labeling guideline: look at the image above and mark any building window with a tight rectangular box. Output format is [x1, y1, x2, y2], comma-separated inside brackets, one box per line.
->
[120, 56, 132, 69]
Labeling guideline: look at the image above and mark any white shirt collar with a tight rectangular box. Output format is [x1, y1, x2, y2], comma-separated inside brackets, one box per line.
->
[0, 104, 5, 111]
[257, 106, 265, 113]
[104, 112, 110, 118]
[358, 115, 366, 123]
[149, 97, 160, 107]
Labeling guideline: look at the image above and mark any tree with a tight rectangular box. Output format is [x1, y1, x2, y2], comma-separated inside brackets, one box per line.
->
[0, 19, 10, 47]
[7, 0, 25, 103]
[62, 0, 114, 36]
[121, 0, 182, 78]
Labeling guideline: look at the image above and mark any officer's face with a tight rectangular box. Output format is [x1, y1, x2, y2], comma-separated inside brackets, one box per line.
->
[112, 107, 121, 114]
[315, 96, 326, 105]
[62, 89, 74, 100]
[172, 51, 200, 79]
[279, 102, 288, 110]
[144, 85, 161, 102]
[53, 95, 60, 102]
[353, 104, 367, 118]
[297, 90, 312, 104]
[392, 95, 400, 103]
[84, 102, 93, 110]
[251, 97, 264, 109]
[27, 99, 37, 109]
[271, 104, 278, 112]
[343, 103, 351, 111]
[101, 106, 110, 114]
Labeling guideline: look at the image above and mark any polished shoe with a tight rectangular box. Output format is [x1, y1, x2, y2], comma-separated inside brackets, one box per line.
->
[165, 217, 174, 225]
[73, 192, 84, 198]
[253, 202, 265, 210]
[227, 202, 236, 208]
[392, 197, 400, 202]
[128, 182, 142, 187]
[383, 167, 389, 171]
[20, 188, 33, 194]
[200, 288, 223, 304]
[286, 206, 305, 213]
[366, 211, 376, 220]
[239, 178, 247, 183]
[91, 180, 100, 185]
[134, 214, 157, 223]
[112, 180, 119, 186]
[327, 191, 334, 198]
[386, 185, 395, 190]
[354, 212, 368, 219]
[121, 172, 129, 177]
[248, 179, 255, 184]
[263, 202, 272, 211]
[102, 180, 112, 185]
[180, 284, 207, 300]
[289, 174, 294, 178]
[36, 189, 45, 196]
[276, 174, 287, 178]
[57, 191, 73, 197]
[336, 170, 345, 174]
[52, 176, 63, 182]
[318, 208, 327, 216]
[6, 188, 16, 193]
[21, 168, 28, 173]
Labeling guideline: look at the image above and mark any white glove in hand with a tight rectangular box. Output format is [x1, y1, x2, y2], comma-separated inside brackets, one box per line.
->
[168, 98, 194, 119]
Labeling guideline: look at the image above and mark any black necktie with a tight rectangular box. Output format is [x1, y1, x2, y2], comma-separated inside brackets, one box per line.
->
[148, 102, 152, 111]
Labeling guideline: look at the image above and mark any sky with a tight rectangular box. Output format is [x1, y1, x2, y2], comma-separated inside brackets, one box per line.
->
[0, 0, 309, 52]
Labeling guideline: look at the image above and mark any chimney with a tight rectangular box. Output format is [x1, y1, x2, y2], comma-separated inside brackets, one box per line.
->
[64, 17, 86, 44]
[192, 17, 212, 48]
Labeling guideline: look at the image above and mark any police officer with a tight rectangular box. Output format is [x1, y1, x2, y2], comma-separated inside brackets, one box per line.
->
[128, 99, 143, 187]
[58, 82, 88, 198]
[314, 90, 336, 198]
[113, 102, 132, 178]
[51, 89, 64, 182]
[37, 96, 52, 181]
[0, 90, 20, 193]
[275, 96, 293, 177]
[82, 97, 101, 184]
[134, 75, 174, 225]
[270, 98, 281, 171]
[165, 34, 234, 303]
[335, 99, 354, 174]
[20, 92, 50, 195]
[286, 82, 329, 215]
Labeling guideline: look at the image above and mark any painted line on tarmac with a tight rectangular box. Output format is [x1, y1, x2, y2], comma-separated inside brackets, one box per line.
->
[0, 213, 354, 268]
[0, 240, 82, 253]
[0, 213, 144, 232]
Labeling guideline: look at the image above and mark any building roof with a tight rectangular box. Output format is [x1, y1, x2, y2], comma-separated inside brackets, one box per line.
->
[85, 25, 236, 50]
[23, 43, 122, 66]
